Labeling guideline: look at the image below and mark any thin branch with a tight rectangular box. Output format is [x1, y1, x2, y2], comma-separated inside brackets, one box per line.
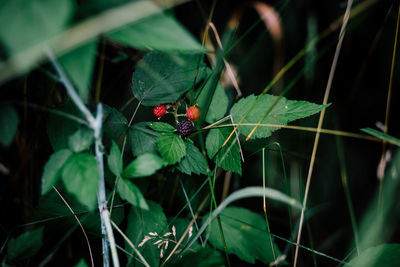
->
[293, 1, 353, 266]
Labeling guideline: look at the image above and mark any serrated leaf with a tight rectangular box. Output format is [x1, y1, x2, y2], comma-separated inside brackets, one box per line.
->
[205, 207, 281, 264]
[59, 41, 97, 103]
[107, 2, 202, 51]
[231, 94, 329, 138]
[123, 153, 163, 178]
[108, 141, 123, 176]
[117, 178, 148, 210]
[177, 142, 207, 175]
[345, 244, 400, 267]
[62, 153, 99, 210]
[0, 0, 74, 54]
[131, 51, 207, 106]
[197, 82, 228, 124]
[68, 127, 93, 153]
[129, 122, 159, 157]
[157, 132, 186, 165]
[0, 104, 19, 147]
[7, 227, 44, 261]
[148, 122, 175, 132]
[126, 201, 168, 267]
[103, 105, 128, 142]
[206, 127, 241, 174]
[41, 149, 72, 195]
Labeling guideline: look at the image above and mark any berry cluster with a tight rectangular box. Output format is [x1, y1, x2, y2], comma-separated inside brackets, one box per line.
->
[152, 102, 200, 138]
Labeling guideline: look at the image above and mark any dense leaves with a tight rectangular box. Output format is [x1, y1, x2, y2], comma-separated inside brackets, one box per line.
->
[231, 94, 329, 138]
[117, 178, 148, 209]
[177, 142, 208, 175]
[345, 244, 400, 267]
[131, 51, 207, 106]
[108, 141, 123, 176]
[123, 153, 163, 178]
[129, 122, 159, 156]
[68, 127, 93, 153]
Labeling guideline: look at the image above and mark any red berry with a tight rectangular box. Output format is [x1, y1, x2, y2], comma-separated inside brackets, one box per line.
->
[186, 106, 200, 121]
[153, 105, 166, 118]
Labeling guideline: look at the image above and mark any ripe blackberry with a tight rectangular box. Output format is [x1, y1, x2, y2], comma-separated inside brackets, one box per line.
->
[176, 119, 194, 138]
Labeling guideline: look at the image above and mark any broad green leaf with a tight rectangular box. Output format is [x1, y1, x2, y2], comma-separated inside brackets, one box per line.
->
[117, 178, 148, 210]
[7, 227, 44, 261]
[103, 105, 128, 142]
[123, 153, 163, 178]
[62, 153, 99, 210]
[0, 0, 74, 54]
[59, 41, 97, 103]
[148, 122, 175, 132]
[157, 132, 186, 165]
[74, 259, 89, 267]
[165, 247, 224, 267]
[0, 104, 19, 147]
[361, 128, 400, 147]
[197, 82, 229, 124]
[230, 94, 329, 138]
[206, 127, 241, 174]
[205, 207, 281, 264]
[129, 122, 159, 157]
[345, 244, 400, 267]
[177, 142, 208, 175]
[41, 149, 72, 195]
[47, 104, 82, 151]
[131, 51, 207, 106]
[68, 127, 93, 153]
[126, 201, 168, 267]
[107, 2, 202, 52]
[108, 141, 123, 176]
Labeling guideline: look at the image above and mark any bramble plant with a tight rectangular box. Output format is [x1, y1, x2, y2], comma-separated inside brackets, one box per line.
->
[1, 1, 400, 267]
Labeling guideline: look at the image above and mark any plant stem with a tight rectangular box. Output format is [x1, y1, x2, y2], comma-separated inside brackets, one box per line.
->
[45, 48, 120, 267]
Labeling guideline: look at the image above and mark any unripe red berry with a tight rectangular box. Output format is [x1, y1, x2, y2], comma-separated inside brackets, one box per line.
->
[186, 106, 200, 121]
[153, 105, 166, 118]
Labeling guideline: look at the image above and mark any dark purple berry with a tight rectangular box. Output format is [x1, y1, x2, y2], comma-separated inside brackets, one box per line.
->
[176, 119, 194, 138]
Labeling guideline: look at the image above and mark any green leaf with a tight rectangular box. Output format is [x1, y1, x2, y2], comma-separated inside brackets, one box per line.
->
[62, 153, 99, 210]
[107, 3, 202, 52]
[59, 41, 97, 103]
[123, 153, 163, 178]
[157, 132, 186, 165]
[197, 82, 229, 124]
[7, 227, 44, 261]
[0, 0, 74, 54]
[206, 127, 241, 174]
[47, 104, 82, 151]
[74, 259, 89, 267]
[129, 122, 159, 157]
[131, 51, 207, 106]
[165, 247, 224, 267]
[103, 105, 128, 142]
[205, 207, 281, 264]
[231, 94, 329, 138]
[68, 127, 94, 153]
[345, 244, 400, 267]
[108, 141, 123, 176]
[126, 201, 168, 267]
[361, 128, 400, 147]
[117, 178, 148, 210]
[41, 149, 72, 195]
[177, 142, 208, 175]
[148, 122, 175, 132]
[0, 104, 19, 147]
